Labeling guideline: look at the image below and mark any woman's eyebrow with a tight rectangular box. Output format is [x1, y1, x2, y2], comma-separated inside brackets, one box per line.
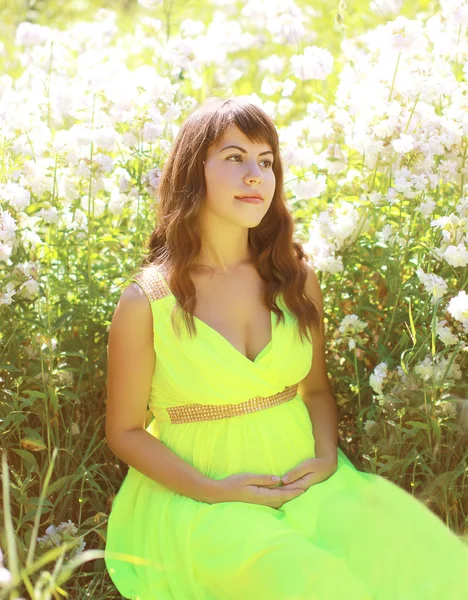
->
[218, 145, 273, 157]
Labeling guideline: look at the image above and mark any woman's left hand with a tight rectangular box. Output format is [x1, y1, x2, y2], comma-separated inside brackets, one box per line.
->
[279, 454, 338, 492]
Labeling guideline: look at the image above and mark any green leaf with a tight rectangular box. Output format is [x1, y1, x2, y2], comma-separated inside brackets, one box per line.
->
[10, 449, 39, 472]
[47, 474, 77, 496]
[48, 384, 59, 413]
[21, 427, 47, 451]
[406, 421, 430, 431]
[0, 363, 23, 372]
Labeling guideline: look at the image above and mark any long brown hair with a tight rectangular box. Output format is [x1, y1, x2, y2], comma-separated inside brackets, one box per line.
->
[138, 97, 320, 343]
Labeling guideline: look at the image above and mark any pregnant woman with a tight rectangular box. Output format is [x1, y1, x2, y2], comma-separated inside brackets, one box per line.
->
[104, 97, 468, 599]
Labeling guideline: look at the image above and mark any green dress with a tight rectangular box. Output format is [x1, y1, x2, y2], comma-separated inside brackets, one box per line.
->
[105, 265, 468, 600]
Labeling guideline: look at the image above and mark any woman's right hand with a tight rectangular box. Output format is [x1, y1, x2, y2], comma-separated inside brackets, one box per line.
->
[207, 472, 306, 508]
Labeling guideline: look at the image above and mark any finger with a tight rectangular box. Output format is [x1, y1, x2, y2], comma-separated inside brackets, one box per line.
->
[280, 481, 306, 491]
[283, 471, 313, 486]
[281, 465, 313, 483]
[251, 474, 283, 487]
[281, 472, 318, 490]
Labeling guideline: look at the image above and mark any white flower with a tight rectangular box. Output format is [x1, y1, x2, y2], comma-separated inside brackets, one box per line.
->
[391, 133, 415, 154]
[290, 46, 334, 81]
[122, 131, 138, 148]
[282, 78, 296, 97]
[93, 127, 117, 151]
[109, 189, 128, 216]
[13, 262, 38, 278]
[385, 15, 423, 51]
[142, 121, 163, 143]
[23, 158, 55, 196]
[387, 188, 398, 205]
[447, 290, 468, 331]
[414, 354, 462, 384]
[71, 422, 80, 436]
[19, 279, 40, 300]
[0, 210, 17, 243]
[307, 201, 364, 255]
[75, 161, 91, 178]
[0, 182, 31, 210]
[364, 419, 380, 435]
[37, 207, 59, 224]
[416, 199, 436, 217]
[57, 173, 79, 203]
[258, 54, 286, 75]
[455, 198, 468, 217]
[307, 250, 343, 274]
[396, 365, 407, 383]
[373, 116, 398, 139]
[316, 144, 348, 174]
[68, 124, 94, 148]
[441, 0, 468, 26]
[378, 224, 395, 244]
[440, 243, 468, 268]
[260, 76, 283, 96]
[415, 268, 448, 302]
[293, 175, 327, 200]
[369, 362, 389, 396]
[119, 174, 132, 193]
[369, 192, 384, 206]
[15, 22, 50, 46]
[94, 154, 114, 173]
[338, 314, 368, 336]
[436, 320, 459, 346]
[0, 565, 12, 587]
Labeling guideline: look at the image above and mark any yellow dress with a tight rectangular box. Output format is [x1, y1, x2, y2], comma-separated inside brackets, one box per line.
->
[105, 264, 468, 600]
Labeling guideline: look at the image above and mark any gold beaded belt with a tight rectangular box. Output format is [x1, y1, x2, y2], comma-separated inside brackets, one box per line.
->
[166, 383, 299, 424]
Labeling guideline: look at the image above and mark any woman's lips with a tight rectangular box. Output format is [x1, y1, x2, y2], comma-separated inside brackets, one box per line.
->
[235, 196, 263, 204]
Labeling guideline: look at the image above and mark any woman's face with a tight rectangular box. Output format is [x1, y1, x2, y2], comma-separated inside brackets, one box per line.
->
[202, 124, 276, 228]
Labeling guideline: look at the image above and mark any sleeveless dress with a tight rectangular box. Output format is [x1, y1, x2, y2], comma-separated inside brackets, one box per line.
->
[104, 265, 468, 600]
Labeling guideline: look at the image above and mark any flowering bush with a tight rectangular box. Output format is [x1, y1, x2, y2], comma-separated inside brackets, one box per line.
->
[1, 0, 468, 597]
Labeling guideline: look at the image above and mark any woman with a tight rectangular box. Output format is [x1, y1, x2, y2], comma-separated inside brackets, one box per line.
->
[104, 97, 468, 600]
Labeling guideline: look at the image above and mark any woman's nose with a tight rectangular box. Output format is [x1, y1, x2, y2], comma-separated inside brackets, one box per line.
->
[244, 163, 263, 182]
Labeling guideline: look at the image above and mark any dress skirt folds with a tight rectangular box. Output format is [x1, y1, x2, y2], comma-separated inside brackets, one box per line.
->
[104, 266, 468, 600]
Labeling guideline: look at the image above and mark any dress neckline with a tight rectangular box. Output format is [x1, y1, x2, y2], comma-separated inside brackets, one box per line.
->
[157, 270, 275, 365]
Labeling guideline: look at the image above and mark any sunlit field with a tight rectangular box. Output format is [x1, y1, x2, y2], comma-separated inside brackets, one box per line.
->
[1, 0, 468, 597]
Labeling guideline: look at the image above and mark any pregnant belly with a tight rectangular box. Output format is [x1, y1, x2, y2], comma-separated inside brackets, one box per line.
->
[150, 394, 316, 480]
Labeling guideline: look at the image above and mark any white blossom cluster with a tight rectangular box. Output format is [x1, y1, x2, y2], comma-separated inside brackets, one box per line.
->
[303, 201, 370, 274]
[1, 2, 467, 403]
[336, 314, 368, 351]
[414, 353, 463, 384]
[430, 199, 468, 268]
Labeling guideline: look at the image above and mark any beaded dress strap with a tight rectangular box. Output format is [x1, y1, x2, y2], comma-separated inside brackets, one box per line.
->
[131, 266, 171, 303]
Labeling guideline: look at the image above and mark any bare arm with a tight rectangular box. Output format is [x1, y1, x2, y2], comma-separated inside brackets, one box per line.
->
[105, 282, 217, 504]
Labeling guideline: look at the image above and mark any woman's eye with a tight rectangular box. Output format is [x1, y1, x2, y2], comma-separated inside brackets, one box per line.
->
[226, 155, 273, 168]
